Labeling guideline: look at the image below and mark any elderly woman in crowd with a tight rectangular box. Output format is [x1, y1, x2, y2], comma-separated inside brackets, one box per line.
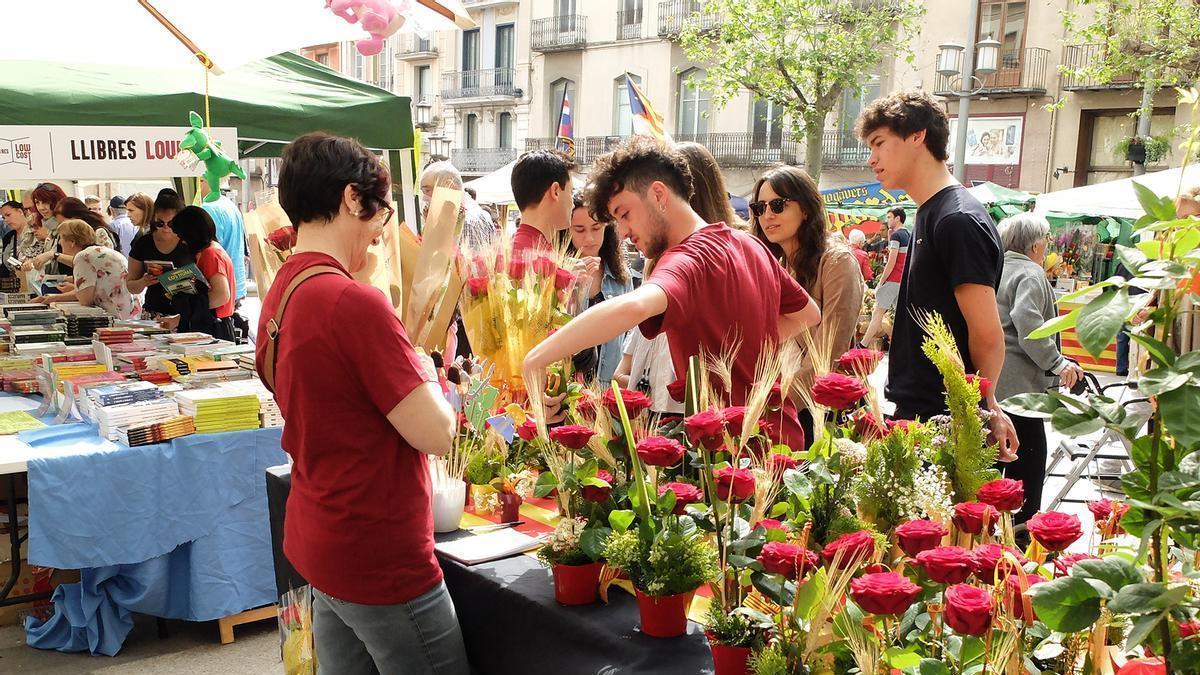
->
[32, 219, 141, 319]
[995, 213, 1086, 527]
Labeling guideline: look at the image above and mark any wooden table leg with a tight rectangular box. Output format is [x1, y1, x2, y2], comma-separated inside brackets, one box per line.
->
[217, 604, 278, 645]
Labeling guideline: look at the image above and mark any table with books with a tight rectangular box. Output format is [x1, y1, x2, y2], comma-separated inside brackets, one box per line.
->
[0, 301, 289, 655]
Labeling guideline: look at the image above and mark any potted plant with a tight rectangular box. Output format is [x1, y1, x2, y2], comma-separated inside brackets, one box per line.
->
[704, 604, 766, 675]
[536, 516, 607, 605]
[1115, 133, 1172, 164]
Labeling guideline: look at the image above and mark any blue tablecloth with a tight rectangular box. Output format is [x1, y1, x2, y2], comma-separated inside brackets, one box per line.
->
[17, 421, 286, 655]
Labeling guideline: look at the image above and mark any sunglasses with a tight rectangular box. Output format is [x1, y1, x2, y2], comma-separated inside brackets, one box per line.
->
[749, 197, 794, 218]
[373, 204, 396, 225]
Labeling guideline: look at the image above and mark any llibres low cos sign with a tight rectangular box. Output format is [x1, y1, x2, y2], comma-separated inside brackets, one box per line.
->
[0, 125, 238, 181]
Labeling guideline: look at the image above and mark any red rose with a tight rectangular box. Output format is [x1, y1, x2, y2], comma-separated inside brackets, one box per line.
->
[836, 348, 884, 375]
[952, 502, 998, 535]
[757, 542, 819, 580]
[810, 373, 869, 410]
[769, 453, 798, 474]
[602, 388, 652, 419]
[852, 409, 888, 441]
[972, 544, 1028, 582]
[895, 519, 949, 557]
[575, 392, 597, 418]
[1116, 658, 1166, 675]
[965, 373, 993, 400]
[976, 478, 1025, 512]
[822, 530, 876, 568]
[944, 584, 994, 636]
[685, 410, 727, 450]
[531, 255, 557, 277]
[508, 259, 528, 279]
[915, 546, 975, 584]
[1026, 511, 1083, 552]
[714, 466, 755, 502]
[516, 419, 539, 441]
[849, 572, 921, 616]
[553, 267, 576, 290]
[635, 436, 686, 467]
[1087, 498, 1130, 528]
[667, 378, 686, 402]
[756, 518, 789, 533]
[266, 226, 297, 251]
[887, 418, 915, 434]
[759, 419, 780, 444]
[1004, 574, 1045, 621]
[466, 277, 489, 297]
[767, 382, 784, 408]
[1054, 553, 1099, 577]
[722, 406, 747, 433]
[581, 469, 613, 503]
[659, 482, 703, 515]
[548, 424, 595, 450]
[1180, 619, 1200, 639]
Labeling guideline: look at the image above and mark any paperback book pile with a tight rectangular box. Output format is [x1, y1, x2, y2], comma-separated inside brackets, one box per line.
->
[174, 385, 262, 434]
[62, 306, 113, 339]
[165, 333, 234, 357]
[95, 328, 134, 346]
[2, 369, 39, 394]
[117, 414, 197, 446]
[9, 327, 67, 345]
[94, 396, 180, 441]
[0, 293, 34, 305]
[137, 370, 173, 385]
[12, 342, 67, 355]
[222, 380, 282, 428]
[88, 381, 164, 407]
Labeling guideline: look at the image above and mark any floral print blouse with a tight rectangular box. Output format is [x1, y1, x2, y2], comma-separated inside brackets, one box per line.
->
[72, 246, 141, 319]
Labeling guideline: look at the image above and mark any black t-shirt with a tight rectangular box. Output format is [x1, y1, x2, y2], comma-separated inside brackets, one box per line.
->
[129, 233, 193, 315]
[886, 184, 1003, 419]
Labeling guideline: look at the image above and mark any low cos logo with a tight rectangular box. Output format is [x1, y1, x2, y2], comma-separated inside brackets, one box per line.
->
[0, 137, 33, 170]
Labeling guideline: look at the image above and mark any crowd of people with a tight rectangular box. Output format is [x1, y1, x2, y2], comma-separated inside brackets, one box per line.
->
[0, 179, 250, 339]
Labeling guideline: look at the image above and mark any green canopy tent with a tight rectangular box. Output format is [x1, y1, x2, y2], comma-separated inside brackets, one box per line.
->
[0, 52, 418, 226]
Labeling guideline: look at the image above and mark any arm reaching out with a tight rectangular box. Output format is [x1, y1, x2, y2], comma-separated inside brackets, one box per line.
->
[955, 282, 1019, 461]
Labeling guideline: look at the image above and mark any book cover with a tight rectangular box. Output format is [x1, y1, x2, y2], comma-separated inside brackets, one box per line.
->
[161, 264, 208, 296]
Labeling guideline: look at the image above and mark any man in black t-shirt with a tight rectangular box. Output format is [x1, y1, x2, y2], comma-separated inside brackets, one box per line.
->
[856, 90, 1018, 460]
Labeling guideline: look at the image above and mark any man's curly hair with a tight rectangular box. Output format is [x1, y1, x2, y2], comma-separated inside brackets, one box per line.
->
[585, 136, 695, 223]
[855, 89, 950, 162]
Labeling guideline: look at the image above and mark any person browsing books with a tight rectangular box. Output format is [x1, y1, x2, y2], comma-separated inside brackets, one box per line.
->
[523, 137, 821, 449]
[168, 206, 236, 341]
[254, 132, 466, 675]
[32, 219, 141, 319]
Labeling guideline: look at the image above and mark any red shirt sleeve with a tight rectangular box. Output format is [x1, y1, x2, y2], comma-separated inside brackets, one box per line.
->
[334, 284, 430, 415]
[776, 257, 811, 314]
[195, 248, 220, 281]
[639, 248, 695, 338]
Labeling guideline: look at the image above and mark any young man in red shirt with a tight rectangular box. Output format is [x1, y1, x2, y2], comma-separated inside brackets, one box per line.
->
[509, 149, 578, 258]
[856, 90, 1018, 460]
[256, 133, 466, 674]
[523, 137, 821, 449]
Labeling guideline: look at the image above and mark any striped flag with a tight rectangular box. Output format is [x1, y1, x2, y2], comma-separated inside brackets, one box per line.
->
[626, 73, 672, 142]
[556, 91, 575, 157]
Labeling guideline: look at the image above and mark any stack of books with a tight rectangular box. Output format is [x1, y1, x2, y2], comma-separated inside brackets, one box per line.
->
[137, 370, 173, 385]
[10, 327, 67, 345]
[222, 380, 283, 428]
[117, 414, 197, 446]
[94, 397, 181, 441]
[174, 386, 262, 434]
[96, 328, 135, 346]
[87, 381, 164, 408]
[63, 307, 113, 339]
[2, 369, 39, 394]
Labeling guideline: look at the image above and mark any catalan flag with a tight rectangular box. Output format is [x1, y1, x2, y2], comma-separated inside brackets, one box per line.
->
[556, 91, 575, 157]
[625, 73, 672, 142]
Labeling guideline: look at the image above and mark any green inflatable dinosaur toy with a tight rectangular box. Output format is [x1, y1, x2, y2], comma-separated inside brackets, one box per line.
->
[180, 111, 246, 203]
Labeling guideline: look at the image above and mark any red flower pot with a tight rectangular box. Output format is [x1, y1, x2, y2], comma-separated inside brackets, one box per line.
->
[635, 588, 696, 638]
[499, 493, 522, 523]
[706, 633, 752, 675]
[552, 562, 603, 605]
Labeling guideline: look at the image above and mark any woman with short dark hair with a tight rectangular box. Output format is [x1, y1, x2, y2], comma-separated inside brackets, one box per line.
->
[168, 206, 236, 340]
[254, 132, 465, 675]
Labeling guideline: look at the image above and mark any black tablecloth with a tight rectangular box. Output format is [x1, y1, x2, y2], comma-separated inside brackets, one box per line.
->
[266, 466, 715, 674]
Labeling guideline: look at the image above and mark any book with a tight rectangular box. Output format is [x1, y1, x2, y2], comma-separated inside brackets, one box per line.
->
[160, 264, 208, 296]
[141, 260, 176, 272]
[434, 528, 544, 566]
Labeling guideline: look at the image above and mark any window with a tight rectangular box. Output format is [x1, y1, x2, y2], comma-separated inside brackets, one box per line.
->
[838, 76, 881, 134]
[499, 113, 514, 149]
[351, 49, 365, 82]
[557, 0, 576, 31]
[462, 29, 480, 70]
[618, 0, 643, 39]
[550, 78, 576, 136]
[415, 65, 431, 104]
[676, 69, 709, 136]
[465, 114, 479, 150]
[496, 24, 514, 88]
[614, 74, 642, 136]
[977, 1, 1027, 71]
[377, 40, 393, 90]
[416, 36, 432, 53]
[751, 99, 784, 149]
[1079, 109, 1175, 185]
[315, 52, 329, 66]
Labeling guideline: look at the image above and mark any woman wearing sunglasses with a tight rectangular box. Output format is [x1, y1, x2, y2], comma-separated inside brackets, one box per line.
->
[751, 166, 865, 449]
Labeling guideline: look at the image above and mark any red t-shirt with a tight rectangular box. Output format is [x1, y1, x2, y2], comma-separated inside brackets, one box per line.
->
[851, 247, 874, 281]
[511, 223, 551, 258]
[195, 244, 236, 319]
[255, 252, 440, 605]
[640, 223, 812, 448]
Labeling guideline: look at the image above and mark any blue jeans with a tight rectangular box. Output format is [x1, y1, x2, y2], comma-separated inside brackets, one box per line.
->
[313, 582, 469, 675]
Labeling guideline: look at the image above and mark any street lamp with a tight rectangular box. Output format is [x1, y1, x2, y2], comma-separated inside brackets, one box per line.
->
[414, 103, 432, 130]
[938, 0, 1001, 182]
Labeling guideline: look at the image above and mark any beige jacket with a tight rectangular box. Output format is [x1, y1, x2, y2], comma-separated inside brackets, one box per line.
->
[796, 241, 866, 404]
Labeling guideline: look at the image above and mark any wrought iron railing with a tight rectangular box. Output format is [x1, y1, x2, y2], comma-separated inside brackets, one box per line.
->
[617, 9, 645, 40]
[934, 47, 1051, 97]
[441, 68, 518, 100]
[398, 34, 437, 58]
[1061, 44, 1138, 91]
[524, 131, 869, 168]
[532, 15, 588, 52]
[451, 148, 519, 174]
[657, 0, 721, 37]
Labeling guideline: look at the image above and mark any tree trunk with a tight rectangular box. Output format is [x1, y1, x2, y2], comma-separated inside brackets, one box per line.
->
[804, 124, 825, 184]
[1133, 84, 1155, 177]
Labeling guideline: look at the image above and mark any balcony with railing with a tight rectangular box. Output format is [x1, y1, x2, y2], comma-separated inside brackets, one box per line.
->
[398, 34, 437, 60]
[532, 15, 588, 52]
[1061, 44, 1138, 91]
[657, 0, 721, 38]
[525, 131, 869, 169]
[451, 147, 519, 174]
[441, 68, 519, 101]
[617, 9, 645, 41]
[934, 47, 1050, 98]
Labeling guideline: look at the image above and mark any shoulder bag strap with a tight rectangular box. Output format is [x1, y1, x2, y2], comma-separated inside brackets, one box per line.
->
[258, 265, 348, 393]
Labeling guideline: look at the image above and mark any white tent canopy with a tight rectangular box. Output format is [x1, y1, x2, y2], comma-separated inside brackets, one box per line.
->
[1034, 165, 1200, 219]
[464, 160, 516, 205]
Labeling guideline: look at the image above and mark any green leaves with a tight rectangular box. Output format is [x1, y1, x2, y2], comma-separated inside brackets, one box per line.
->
[1071, 558, 1142, 598]
[1133, 180, 1177, 222]
[579, 527, 610, 562]
[1108, 582, 1173, 614]
[1027, 576, 1101, 632]
[1027, 308, 1079, 340]
[608, 509, 635, 534]
[1076, 288, 1132, 357]
[1160, 385, 1200, 451]
[533, 470, 558, 499]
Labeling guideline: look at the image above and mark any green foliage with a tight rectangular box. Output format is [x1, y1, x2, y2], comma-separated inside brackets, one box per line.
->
[676, 0, 923, 180]
[602, 518, 719, 597]
[919, 312, 999, 500]
[536, 543, 591, 568]
[749, 642, 790, 675]
[464, 447, 502, 485]
[852, 430, 920, 532]
[1114, 135, 1174, 164]
[703, 603, 759, 648]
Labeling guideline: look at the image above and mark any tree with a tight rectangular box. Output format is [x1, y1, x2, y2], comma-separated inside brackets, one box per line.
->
[677, 0, 923, 182]
[1062, 0, 1200, 174]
